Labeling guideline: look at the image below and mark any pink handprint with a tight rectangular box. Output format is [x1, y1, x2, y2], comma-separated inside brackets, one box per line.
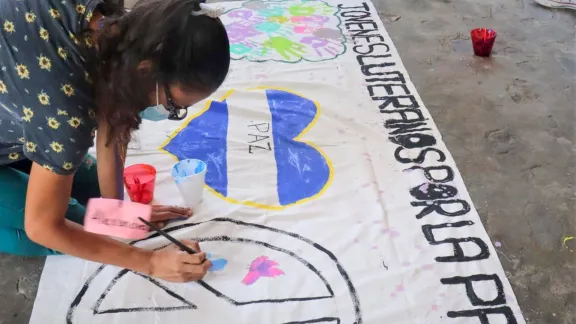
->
[294, 25, 318, 34]
[291, 15, 329, 25]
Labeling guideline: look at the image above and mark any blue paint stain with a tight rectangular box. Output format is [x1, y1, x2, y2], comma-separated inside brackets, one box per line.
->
[230, 44, 252, 55]
[206, 253, 228, 272]
[255, 22, 281, 33]
[162, 90, 330, 206]
[171, 159, 207, 184]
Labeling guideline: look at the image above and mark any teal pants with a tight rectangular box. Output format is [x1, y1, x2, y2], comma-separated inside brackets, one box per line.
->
[0, 156, 100, 256]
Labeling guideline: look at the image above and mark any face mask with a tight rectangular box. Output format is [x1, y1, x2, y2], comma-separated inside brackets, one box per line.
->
[140, 82, 170, 121]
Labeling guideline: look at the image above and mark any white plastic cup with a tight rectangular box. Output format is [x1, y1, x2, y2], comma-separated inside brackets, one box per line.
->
[171, 159, 207, 210]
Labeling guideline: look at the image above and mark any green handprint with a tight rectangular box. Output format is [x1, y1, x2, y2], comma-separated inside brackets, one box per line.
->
[288, 3, 315, 16]
[263, 36, 306, 60]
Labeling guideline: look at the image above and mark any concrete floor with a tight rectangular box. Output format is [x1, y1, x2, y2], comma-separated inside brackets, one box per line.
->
[1, 0, 574, 323]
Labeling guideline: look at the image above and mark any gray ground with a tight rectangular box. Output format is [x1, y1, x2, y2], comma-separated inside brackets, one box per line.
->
[1, 0, 574, 323]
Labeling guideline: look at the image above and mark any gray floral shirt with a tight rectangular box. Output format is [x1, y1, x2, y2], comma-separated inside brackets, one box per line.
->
[0, 0, 103, 175]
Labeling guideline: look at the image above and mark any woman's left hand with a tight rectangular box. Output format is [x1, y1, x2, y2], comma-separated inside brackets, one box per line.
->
[150, 205, 193, 228]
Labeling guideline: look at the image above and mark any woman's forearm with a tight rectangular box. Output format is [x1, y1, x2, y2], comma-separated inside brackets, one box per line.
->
[30, 220, 152, 273]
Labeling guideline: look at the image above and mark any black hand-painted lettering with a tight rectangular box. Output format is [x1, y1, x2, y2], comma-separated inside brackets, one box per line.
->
[389, 133, 436, 149]
[248, 134, 270, 143]
[345, 22, 378, 31]
[367, 84, 409, 97]
[353, 43, 390, 55]
[340, 11, 371, 19]
[382, 108, 424, 124]
[394, 147, 446, 164]
[409, 183, 458, 200]
[386, 122, 431, 135]
[411, 199, 471, 218]
[248, 142, 272, 154]
[441, 274, 506, 306]
[422, 221, 490, 262]
[365, 71, 405, 84]
[337, 3, 370, 10]
[447, 306, 518, 324]
[376, 95, 420, 111]
[247, 123, 270, 132]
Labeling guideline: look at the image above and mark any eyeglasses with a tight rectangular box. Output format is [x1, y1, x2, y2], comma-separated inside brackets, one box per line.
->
[163, 85, 188, 120]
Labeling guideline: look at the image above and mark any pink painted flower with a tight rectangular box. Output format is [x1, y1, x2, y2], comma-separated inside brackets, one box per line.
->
[242, 256, 285, 285]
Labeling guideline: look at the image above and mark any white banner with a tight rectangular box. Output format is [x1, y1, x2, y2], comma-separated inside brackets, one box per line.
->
[31, 1, 525, 323]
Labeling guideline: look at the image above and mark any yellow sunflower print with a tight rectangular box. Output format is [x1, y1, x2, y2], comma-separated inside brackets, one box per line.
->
[69, 32, 79, 45]
[8, 152, 20, 160]
[84, 36, 93, 48]
[49, 8, 61, 19]
[39, 28, 49, 41]
[25, 12, 36, 23]
[42, 165, 54, 172]
[38, 55, 52, 71]
[16, 64, 30, 79]
[3, 20, 15, 33]
[86, 10, 93, 22]
[88, 109, 96, 119]
[68, 117, 82, 128]
[76, 4, 86, 14]
[50, 142, 64, 153]
[22, 107, 34, 122]
[25, 141, 37, 152]
[57, 109, 68, 116]
[58, 47, 68, 60]
[61, 84, 74, 97]
[47, 117, 60, 129]
[17, 137, 25, 143]
[63, 162, 74, 171]
[38, 91, 50, 105]
[0, 80, 7, 94]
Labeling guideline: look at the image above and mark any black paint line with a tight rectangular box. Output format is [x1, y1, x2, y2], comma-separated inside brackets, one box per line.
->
[68, 218, 362, 324]
[66, 264, 106, 324]
[283, 317, 340, 324]
[194, 236, 335, 297]
[92, 269, 129, 313]
[93, 270, 197, 314]
[197, 280, 333, 306]
[97, 305, 196, 315]
[136, 217, 362, 323]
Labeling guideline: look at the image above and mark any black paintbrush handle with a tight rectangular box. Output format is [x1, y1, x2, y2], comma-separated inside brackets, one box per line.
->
[138, 217, 197, 254]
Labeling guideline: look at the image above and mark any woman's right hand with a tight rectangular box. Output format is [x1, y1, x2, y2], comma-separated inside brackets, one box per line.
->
[148, 240, 212, 282]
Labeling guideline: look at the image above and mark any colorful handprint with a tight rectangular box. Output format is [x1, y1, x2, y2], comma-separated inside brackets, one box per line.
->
[221, 0, 346, 62]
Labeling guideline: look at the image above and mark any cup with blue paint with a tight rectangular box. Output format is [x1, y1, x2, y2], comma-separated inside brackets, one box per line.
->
[171, 159, 207, 211]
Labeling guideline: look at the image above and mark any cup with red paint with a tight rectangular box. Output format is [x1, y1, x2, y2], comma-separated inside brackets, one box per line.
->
[124, 164, 157, 204]
[470, 28, 497, 57]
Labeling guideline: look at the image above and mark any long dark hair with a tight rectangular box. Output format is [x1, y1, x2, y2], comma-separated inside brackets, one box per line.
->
[87, 0, 230, 145]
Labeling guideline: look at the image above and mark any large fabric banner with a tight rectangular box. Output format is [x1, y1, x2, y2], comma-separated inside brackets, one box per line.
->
[31, 1, 526, 323]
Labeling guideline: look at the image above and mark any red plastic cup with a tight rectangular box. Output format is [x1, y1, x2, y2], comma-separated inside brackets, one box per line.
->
[470, 28, 497, 57]
[123, 164, 156, 204]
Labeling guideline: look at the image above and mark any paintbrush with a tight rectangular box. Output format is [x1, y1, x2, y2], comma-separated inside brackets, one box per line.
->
[138, 217, 197, 254]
